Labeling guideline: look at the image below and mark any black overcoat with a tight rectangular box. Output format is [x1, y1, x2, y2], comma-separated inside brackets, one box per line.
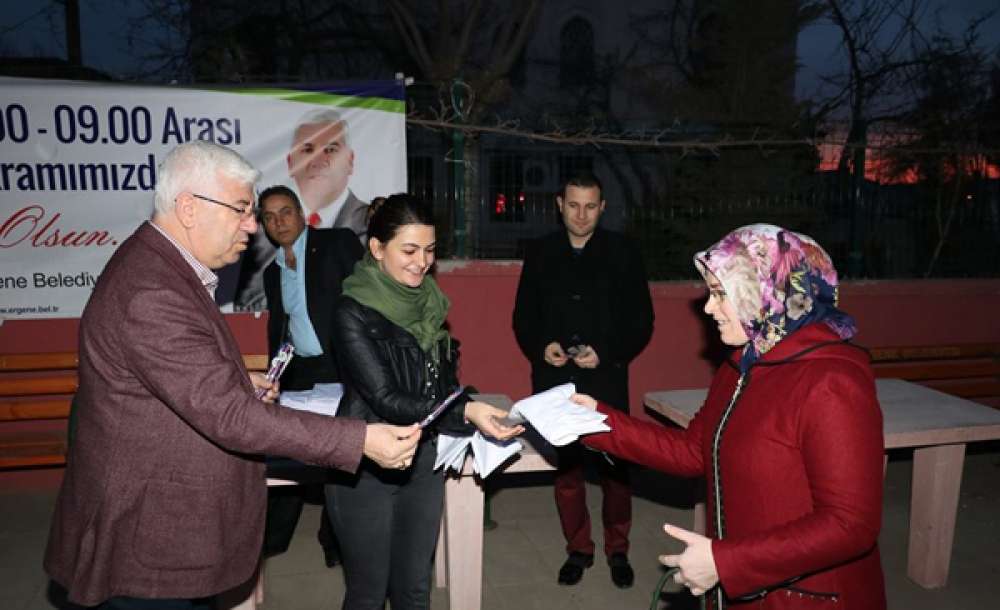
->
[512, 228, 654, 411]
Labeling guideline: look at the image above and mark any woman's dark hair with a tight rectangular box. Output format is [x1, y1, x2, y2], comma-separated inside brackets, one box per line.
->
[367, 193, 435, 243]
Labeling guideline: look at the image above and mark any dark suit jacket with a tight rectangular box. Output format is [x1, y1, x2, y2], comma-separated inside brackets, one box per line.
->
[232, 190, 369, 312]
[329, 189, 369, 241]
[512, 228, 654, 410]
[263, 227, 363, 378]
[44, 222, 366, 606]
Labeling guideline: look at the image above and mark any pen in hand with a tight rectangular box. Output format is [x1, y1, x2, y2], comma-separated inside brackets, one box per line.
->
[256, 343, 294, 399]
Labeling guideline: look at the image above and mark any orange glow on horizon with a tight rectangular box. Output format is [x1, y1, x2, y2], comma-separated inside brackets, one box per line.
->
[815, 132, 1000, 184]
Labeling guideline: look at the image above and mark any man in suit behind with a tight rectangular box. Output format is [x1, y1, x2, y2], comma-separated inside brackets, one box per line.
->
[233, 108, 368, 311]
[44, 141, 421, 610]
[512, 174, 654, 590]
[258, 184, 363, 567]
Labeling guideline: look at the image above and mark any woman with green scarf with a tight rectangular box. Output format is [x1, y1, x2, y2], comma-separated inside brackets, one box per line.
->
[327, 193, 523, 610]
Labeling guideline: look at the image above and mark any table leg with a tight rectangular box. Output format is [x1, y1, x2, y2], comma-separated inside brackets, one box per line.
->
[692, 502, 706, 535]
[908, 443, 965, 588]
[253, 561, 265, 605]
[444, 472, 485, 610]
[435, 512, 448, 588]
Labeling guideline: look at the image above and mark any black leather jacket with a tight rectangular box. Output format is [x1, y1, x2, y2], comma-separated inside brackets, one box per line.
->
[331, 295, 475, 437]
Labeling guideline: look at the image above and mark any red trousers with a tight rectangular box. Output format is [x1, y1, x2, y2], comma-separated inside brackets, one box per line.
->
[554, 442, 631, 557]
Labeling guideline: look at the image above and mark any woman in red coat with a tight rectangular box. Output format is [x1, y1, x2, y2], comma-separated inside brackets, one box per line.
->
[574, 224, 886, 609]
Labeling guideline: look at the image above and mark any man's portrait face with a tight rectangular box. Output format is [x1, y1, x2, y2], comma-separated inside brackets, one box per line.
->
[287, 120, 355, 212]
[261, 193, 306, 248]
[557, 185, 605, 242]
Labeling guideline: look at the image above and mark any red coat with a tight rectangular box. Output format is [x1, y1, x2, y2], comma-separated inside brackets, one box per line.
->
[584, 323, 885, 609]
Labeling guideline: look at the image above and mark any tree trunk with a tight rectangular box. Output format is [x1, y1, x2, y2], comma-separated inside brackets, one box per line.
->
[64, 0, 82, 67]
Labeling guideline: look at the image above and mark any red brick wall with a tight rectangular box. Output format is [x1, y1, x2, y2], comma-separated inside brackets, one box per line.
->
[3, 265, 998, 417]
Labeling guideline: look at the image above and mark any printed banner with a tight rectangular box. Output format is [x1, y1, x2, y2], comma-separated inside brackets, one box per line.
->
[0, 77, 407, 319]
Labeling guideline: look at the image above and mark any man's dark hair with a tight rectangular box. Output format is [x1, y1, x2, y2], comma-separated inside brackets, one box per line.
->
[368, 193, 435, 244]
[258, 185, 302, 212]
[561, 174, 603, 199]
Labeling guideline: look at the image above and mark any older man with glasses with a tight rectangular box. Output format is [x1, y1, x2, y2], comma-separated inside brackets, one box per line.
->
[43, 141, 421, 610]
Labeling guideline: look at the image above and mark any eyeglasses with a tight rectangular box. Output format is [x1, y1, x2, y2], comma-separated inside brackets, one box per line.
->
[191, 193, 256, 218]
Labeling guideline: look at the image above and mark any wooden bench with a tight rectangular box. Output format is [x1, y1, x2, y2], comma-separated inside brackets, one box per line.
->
[0, 351, 268, 469]
[868, 342, 1000, 404]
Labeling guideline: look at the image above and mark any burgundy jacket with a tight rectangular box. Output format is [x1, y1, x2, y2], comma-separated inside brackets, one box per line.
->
[584, 324, 886, 609]
[44, 223, 367, 606]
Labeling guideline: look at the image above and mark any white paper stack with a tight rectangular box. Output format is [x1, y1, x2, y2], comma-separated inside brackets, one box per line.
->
[434, 432, 523, 478]
[507, 383, 610, 446]
[434, 434, 473, 472]
[279, 383, 344, 417]
[433, 383, 611, 475]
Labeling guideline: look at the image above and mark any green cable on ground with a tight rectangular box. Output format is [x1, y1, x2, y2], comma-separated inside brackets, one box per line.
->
[650, 567, 707, 610]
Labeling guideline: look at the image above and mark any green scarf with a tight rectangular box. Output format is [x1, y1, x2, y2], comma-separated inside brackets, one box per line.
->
[342, 253, 451, 362]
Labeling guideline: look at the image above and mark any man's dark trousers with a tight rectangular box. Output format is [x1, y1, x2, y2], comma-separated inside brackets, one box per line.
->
[263, 360, 339, 561]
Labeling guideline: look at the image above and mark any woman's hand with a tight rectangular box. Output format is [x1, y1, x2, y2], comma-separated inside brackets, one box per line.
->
[464, 401, 525, 440]
[249, 372, 279, 403]
[569, 393, 598, 411]
[659, 523, 719, 597]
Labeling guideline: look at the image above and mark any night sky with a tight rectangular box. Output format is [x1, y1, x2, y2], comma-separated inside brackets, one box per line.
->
[2, 0, 998, 102]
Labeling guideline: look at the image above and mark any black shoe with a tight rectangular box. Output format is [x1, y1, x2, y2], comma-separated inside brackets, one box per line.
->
[558, 551, 594, 585]
[608, 553, 634, 589]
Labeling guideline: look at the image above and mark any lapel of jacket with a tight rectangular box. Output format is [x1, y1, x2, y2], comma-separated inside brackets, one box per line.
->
[303, 228, 329, 349]
[333, 190, 368, 237]
[263, 259, 285, 350]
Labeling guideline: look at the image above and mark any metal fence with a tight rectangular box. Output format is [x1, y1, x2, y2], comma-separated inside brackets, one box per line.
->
[406, 129, 1000, 280]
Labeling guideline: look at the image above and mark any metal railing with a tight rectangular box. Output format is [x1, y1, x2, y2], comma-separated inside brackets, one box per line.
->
[407, 130, 1000, 280]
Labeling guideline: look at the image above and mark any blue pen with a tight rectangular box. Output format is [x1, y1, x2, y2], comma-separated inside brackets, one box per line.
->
[417, 386, 466, 429]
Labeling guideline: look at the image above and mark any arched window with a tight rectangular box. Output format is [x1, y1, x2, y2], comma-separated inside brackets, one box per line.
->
[559, 17, 595, 88]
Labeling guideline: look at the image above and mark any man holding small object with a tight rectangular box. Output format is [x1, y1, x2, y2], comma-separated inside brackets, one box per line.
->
[259, 184, 364, 568]
[513, 174, 654, 589]
[43, 142, 420, 610]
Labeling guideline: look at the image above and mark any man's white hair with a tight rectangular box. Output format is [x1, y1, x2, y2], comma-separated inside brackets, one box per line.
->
[153, 141, 260, 215]
[292, 107, 351, 148]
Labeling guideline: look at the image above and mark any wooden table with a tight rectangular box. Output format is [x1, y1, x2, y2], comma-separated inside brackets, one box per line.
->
[433, 394, 558, 610]
[644, 378, 1000, 590]
[227, 394, 557, 610]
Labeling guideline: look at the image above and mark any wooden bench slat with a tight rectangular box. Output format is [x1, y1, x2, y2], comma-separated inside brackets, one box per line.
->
[0, 397, 73, 421]
[0, 353, 267, 373]
[873, 360, 1000, 381]
[869, 343, 1000, 362]
[243, 354, 269, 372]
[0, 441, 68, 469]
[0, 374, 78, 397]
[0, 352, 78, 371]
[0, 352, 268, 471]
[919, 379, 1000, 400]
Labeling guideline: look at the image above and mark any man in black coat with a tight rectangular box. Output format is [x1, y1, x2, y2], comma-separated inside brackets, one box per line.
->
[512, 174, 654, 589]
[259, 185, 364, 567]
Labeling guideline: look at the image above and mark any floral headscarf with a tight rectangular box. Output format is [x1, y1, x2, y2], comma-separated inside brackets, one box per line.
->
[694, 224, 857, 372]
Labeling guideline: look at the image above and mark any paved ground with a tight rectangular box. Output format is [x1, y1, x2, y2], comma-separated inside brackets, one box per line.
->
[2, 442, 997, 609]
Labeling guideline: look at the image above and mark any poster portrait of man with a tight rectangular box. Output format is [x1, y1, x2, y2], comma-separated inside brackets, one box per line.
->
[231, 101, 404, 311]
